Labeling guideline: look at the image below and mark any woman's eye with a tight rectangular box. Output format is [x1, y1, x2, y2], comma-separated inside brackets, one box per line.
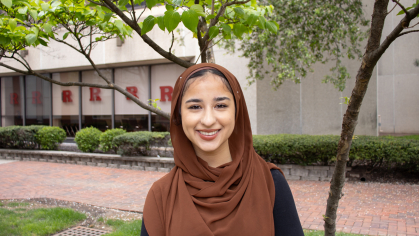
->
[215, 104, 227, 109]
[188, 105, 201, 110]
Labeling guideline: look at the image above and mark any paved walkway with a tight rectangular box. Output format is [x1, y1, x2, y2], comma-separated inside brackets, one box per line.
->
[0, 161, 418, 236]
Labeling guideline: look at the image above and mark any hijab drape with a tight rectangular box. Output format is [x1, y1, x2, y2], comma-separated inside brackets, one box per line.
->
[143, 63, 282, 236]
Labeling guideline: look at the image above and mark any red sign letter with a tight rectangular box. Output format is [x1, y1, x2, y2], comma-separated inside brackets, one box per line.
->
[89, 87, 101, 101]
[126, 86, 138, 100]
[10, 93, 19, 105]
[32, 91, 42, 104]
[160, 86, 173, 102]
[62, 90, 73, 103]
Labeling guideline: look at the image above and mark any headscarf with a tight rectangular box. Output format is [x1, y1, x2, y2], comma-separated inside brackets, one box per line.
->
[143, 63, 282, 236]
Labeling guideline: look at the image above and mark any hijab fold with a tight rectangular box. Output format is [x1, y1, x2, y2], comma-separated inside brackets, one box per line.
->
[143, 63, 282, 236]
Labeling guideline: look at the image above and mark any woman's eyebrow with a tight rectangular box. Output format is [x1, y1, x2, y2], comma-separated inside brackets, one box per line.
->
[214, 97, 230, 101]
[185, 98, 203, 103]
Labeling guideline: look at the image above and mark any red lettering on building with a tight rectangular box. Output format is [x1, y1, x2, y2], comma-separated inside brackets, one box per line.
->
[160, 86, 173, 102]
[62, 90, 73, 103]
[126, 86, 138, 100]
[89, 87, 102, 101]
[10, 93, 19, 105]
[32, 91, 42, 104]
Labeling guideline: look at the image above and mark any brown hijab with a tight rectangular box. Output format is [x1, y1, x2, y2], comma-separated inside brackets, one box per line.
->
[143, 63, 282, 236]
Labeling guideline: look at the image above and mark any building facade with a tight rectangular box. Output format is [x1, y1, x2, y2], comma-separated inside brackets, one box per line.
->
[0, 2, 418, 136]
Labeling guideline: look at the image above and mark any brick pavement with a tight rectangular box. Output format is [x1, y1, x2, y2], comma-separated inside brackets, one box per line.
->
[0, 161, 418, 236]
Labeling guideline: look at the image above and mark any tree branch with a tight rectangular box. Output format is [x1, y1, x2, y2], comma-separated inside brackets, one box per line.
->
[392, 0, 408, 16]
[99, 0, 194, 68]
[386, 3, 397, 15]
[372, 2, 419, 61]
[397, 29, 419, 38]
[169, 31, 175, 54]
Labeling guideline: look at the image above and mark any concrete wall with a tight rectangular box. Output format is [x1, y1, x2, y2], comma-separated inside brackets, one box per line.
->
[377, 0, 419, 135]
[254, 1, 378, 136]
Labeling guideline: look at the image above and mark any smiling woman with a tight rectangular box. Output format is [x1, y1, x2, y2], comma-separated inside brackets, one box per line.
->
[141, 63, 304, 236]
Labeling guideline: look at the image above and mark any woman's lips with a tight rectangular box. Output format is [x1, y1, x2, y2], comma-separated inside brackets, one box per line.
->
[196, 129, 220, 141]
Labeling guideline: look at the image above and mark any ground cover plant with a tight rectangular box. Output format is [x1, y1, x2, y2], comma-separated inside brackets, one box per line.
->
[304, 230, 365, 236]
[104, 219, 143, 236]
[0, 201, 86, 236]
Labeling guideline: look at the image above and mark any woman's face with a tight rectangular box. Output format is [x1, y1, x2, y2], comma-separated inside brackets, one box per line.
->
[181, 74, 235, 157]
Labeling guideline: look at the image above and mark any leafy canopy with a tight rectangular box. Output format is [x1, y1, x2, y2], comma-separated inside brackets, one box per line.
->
[221, 0, 370, 91]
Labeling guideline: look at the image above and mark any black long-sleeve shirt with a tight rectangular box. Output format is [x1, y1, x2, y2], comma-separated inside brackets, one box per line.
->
[140, 169, 304, 236]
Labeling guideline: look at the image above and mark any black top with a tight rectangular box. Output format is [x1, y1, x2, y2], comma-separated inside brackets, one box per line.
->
[140, 169, 304, 236]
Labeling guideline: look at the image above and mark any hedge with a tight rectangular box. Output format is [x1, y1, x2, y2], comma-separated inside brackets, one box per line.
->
[36, 126, 67, 150]
[74, 127, 102, 153]
[0, 125, 46, 149]
[253, 134, 419, 172]
[99, 128, 126, 152]
[112, 131, 170, 156]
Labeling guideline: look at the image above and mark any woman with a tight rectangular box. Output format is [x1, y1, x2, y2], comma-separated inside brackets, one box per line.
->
[141, 63, 304, 236]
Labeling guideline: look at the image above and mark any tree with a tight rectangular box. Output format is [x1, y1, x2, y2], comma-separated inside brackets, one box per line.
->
[0, 0, 277, 119]
[222, 0, 370, 92]
[323, 1, 419, 235]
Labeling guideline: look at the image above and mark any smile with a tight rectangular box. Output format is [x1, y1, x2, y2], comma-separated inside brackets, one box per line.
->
[196, 129, 220, 141]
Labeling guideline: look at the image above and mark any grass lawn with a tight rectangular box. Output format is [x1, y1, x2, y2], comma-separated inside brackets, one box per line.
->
[304, 230, 366, 236]
[0, 202, 86, 236]
[103, 218, 142, 236]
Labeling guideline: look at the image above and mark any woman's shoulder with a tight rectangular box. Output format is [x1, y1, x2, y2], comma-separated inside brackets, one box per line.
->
[270, 169, 286, 186]
[147, 168, 177, 196]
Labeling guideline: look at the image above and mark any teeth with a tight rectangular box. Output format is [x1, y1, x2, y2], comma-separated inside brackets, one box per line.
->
[198, 130, 219, 136]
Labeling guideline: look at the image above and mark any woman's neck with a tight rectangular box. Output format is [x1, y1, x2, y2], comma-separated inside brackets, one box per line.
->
[193, 141, 232, 168]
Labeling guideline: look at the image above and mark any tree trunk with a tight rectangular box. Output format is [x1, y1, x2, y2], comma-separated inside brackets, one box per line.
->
[323, 0, 389, 235]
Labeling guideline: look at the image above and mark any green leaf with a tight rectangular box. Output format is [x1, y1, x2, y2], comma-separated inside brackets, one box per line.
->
[43, 23, 52, 33]
[206, 14, 215, 20]
[232, 23, 246, 39]
[134, 0, 144, 5]
[103, 13, 113, 22]
[29, 10, 38, 20]
[266, 20, 277, 34]
[181, 10, 198, 33]
[164, 10, 181, 32]
[208, 26, 219, 39]
[141, 15, 156, 35]
[1, 0, 12, 8]
[190, 4, 205, 17]
[9, 19, 17, 31]
[18, 6, 28, 14]
[38, 38, 48, 46]
[25, 34, 37, 45]
[156, 16, 165, 31]
[63, 32, 70, 40]
[246, 14, 257, 26]
[0, 35, 11, 45]
[115, 19, 124, 32]
[118, 0, 129, 9]
[165, 4, 174, 11]
[233, 7, 245, 17]
[257, 16, 265, 29]
[145, 0, 157, 9]
[41, 3, 49, 11]
[221, 23, 231, 39]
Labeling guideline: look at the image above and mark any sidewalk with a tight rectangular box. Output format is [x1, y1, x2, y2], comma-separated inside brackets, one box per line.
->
[0, 161, 418, 236]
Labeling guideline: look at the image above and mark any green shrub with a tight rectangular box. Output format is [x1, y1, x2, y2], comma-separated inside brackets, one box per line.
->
[253, 134, 419, 172]
[0, 125, 46, 149]
[35, 126, 67, 150]
[99, 128, 126, 152]
[74, 127, 102, 152]
[112, 131, 170, 156]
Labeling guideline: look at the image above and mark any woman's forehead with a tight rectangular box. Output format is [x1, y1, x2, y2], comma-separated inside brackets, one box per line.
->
[184, 76, 232, 96]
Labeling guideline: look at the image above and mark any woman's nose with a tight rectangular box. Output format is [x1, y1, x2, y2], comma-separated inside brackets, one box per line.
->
[201, 108, 216, 127]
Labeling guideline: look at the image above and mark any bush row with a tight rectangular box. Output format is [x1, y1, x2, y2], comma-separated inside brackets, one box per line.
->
[253, 134, 419, 172]
[0, 125, 66, 150]
[1, 126, 418, 172]
[74, 127, 170, 155]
